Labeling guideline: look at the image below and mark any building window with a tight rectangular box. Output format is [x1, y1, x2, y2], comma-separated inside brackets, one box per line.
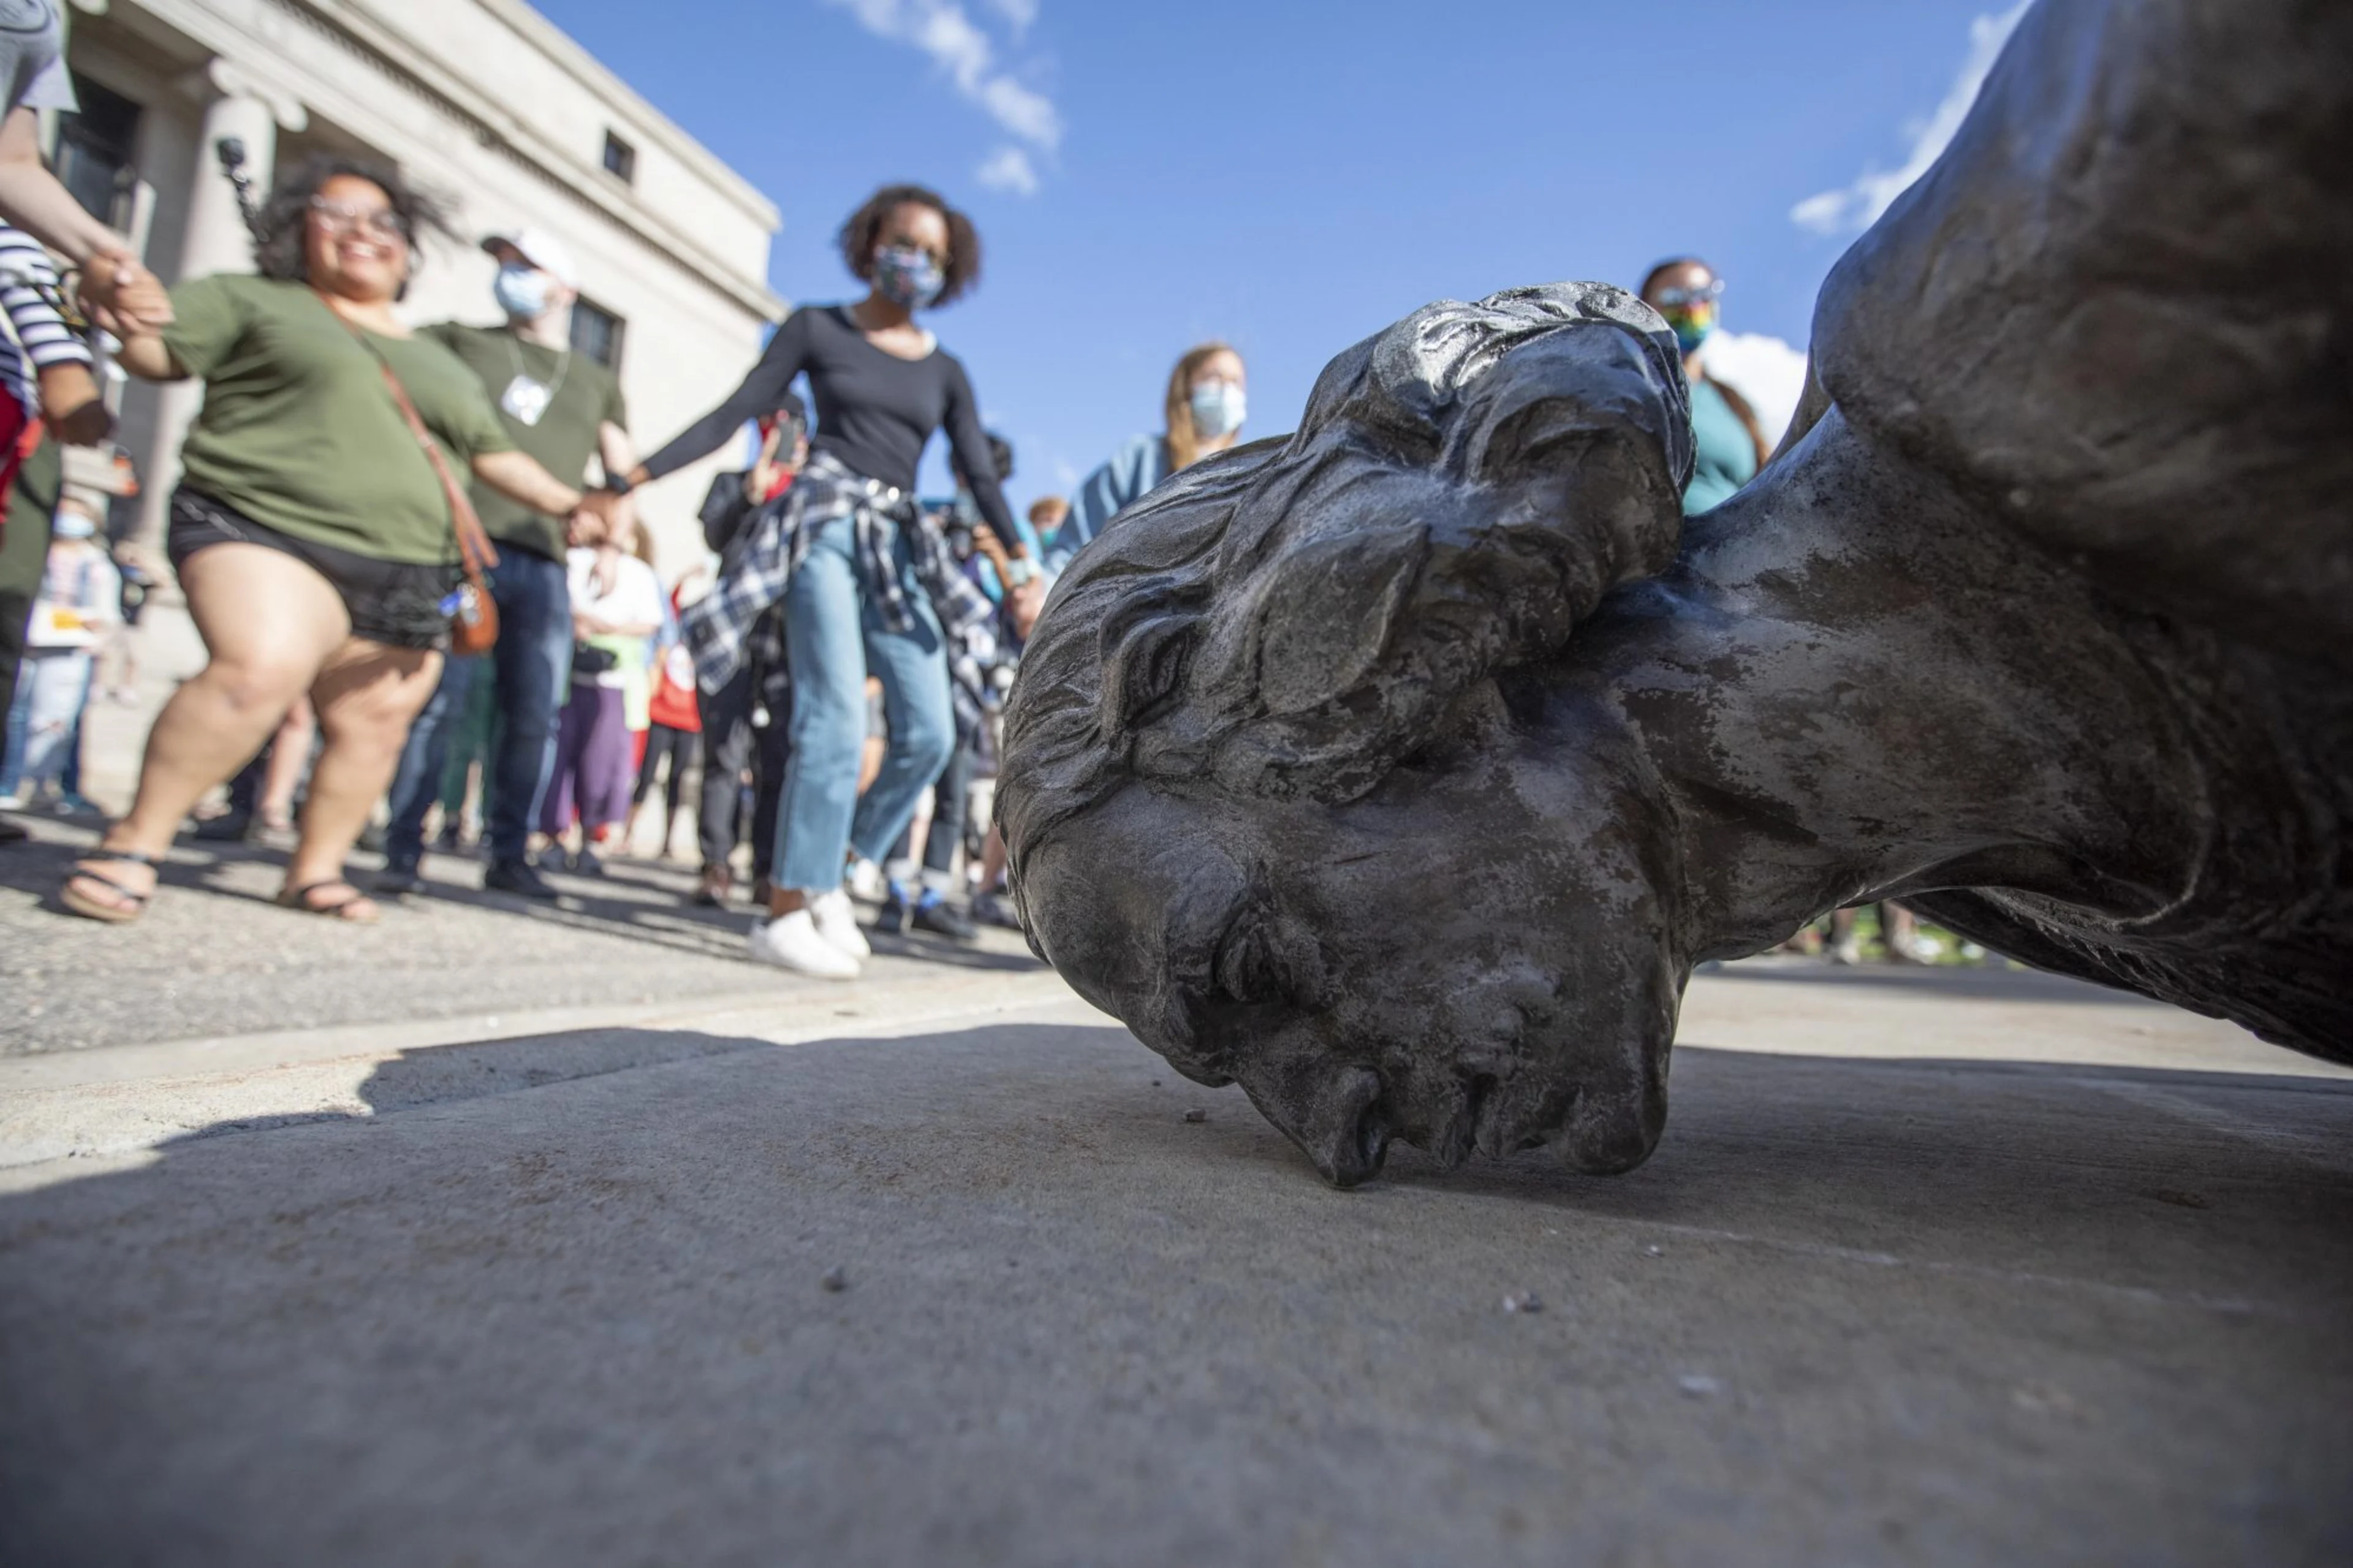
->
[601, 131, 635, 184]
[55, 74, 143, 227]
[571, 297, 626, 371]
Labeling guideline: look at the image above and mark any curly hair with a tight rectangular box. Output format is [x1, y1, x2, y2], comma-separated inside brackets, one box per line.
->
[836, 183, 982, 306]
[251, 153, 453, 298]
[997, 284, 1694, 900]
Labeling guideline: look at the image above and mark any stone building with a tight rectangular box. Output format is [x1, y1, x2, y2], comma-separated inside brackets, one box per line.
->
[51, 0, 782, 572]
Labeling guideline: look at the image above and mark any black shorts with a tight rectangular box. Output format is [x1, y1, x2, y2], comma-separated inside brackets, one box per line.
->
[167, 489, 457, 651]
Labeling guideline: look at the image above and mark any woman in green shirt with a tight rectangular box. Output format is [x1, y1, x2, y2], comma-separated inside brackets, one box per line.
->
[62, 156, 595, 925]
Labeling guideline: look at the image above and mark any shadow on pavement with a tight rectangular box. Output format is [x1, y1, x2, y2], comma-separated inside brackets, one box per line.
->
[0, 820, 1042, 975]
[0, 1023, 2348, 1565]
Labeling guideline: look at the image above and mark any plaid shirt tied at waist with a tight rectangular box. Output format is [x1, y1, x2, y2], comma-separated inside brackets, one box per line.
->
[683, 450, 996, 697]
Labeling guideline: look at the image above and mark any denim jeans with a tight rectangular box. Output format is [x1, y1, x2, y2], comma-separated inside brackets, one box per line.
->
[774, 515, 955, 893]
[383, 547, 571, 869]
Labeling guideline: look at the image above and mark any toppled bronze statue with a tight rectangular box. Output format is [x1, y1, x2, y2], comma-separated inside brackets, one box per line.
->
[998, 0, 2351, 1186]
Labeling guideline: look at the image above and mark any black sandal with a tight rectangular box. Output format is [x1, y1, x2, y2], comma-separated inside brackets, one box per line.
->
[60, 849, 158, 924]
[276, 881, 381, 925]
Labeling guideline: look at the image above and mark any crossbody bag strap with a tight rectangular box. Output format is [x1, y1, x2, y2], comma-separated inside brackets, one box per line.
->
[329, 308, 501, 578]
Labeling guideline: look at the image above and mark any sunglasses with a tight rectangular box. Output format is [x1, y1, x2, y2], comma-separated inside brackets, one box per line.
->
[1651, 280, 1724, 308]
[309, 197, 411, 241]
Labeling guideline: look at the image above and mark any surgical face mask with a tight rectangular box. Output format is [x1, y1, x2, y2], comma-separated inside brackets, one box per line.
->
[1189, 381, 1247, 439]
[873, 245, 945, 310]
[494, 263, 556, 319]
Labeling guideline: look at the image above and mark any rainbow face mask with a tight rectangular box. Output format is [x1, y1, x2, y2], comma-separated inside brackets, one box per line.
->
[1651, 278, 1724, 355]
[1658, 300, 1719, 355]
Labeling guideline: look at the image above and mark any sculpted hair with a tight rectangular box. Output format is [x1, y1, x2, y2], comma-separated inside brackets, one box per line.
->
[251, 153, 453, 295]
[1000, 284, 1696, 902]
[837, 183, 983, 306]
[1164, 341, 1238, 472]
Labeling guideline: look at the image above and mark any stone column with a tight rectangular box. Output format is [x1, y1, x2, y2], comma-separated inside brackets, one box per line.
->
[129, 61, 306, 551]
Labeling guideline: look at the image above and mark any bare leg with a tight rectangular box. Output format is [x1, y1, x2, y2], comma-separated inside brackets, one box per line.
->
[75, 547, 349, 912]
[259, 697, 316, 830]
[286, 635, 443, 915]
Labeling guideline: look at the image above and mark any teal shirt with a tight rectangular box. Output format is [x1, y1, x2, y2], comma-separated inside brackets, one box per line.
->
[1683, 377, 1759, 515]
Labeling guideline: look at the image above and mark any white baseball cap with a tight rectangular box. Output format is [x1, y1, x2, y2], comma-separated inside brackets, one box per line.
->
[480, 226, 580, 289]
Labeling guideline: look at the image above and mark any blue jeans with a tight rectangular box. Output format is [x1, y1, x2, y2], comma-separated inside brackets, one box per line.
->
[775, 515, 955, 893]
[383, 547, 572, 869]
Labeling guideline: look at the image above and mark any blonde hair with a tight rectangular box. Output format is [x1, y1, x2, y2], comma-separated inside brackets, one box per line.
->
[1163, 341, 1238, 474]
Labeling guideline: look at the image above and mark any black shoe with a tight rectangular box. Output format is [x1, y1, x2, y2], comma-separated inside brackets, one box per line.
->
[0, 816, 26, 846]
[572, 847, 606, 877]
[911, 891, 978, 942]
[484, 858, 561, 900]
[375, 865, 426, 899]
[875, 882, 912, 935]
[970, 890, 1024, 932]
[192, 809, 254, 843]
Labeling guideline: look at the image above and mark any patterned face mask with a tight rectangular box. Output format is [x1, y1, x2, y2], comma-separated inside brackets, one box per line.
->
[874, 245, 945, 310]
[1659, 301, 1719, 356]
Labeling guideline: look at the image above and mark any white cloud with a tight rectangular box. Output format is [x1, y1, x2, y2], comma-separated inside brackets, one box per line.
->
[976, 146, 1040, 197]
[1792, 2, 2028, 235]
[824, 0, 1063, 154]
[1703, 331, 1811, 449]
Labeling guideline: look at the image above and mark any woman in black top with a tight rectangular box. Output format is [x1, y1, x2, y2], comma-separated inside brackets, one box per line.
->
[593, 183, 1033, 979]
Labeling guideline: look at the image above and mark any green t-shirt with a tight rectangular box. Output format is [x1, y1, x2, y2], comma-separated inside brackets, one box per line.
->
[420, 322, 627, 562]
[162, 275, 515, 566]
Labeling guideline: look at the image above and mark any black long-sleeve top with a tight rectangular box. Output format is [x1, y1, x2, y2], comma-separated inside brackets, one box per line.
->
[642, 303, 1020, 548]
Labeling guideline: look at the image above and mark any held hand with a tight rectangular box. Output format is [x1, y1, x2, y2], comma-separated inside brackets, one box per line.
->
[570, 487, 626, 547]
[36, 362, 112, 446]
[79, 249, 172, 335]
[1007, 577, 1047, 640]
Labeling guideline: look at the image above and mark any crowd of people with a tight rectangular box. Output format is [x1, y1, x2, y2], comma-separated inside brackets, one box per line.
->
[0, 0, 1958, 977]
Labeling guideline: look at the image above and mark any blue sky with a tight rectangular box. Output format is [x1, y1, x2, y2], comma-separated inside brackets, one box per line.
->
[537, 0, 2024, 508]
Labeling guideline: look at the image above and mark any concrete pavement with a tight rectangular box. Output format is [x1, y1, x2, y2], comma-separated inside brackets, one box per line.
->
[3, 822, 2349, 1564]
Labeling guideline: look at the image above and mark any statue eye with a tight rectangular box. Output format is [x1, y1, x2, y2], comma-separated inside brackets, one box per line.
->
[1212, 922, 1281, 1006]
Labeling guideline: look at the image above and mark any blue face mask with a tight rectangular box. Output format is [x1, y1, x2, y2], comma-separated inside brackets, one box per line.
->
[1189, 382, 1247, 440]
[494, 263, 555, 320]
[874, 246, 945, 310]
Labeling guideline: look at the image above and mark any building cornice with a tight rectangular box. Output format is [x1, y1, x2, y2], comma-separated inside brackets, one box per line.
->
[445, 0, 780, 230]
[108, 0, 784, 322]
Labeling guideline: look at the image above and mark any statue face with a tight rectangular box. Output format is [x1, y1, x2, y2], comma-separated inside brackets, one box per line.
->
[1023, 686, 1685, 1187]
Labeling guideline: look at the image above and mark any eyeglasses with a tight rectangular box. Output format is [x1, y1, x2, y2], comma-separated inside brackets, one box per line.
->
[308, 197, 411, 241]
[1650, 279, 1724, 308]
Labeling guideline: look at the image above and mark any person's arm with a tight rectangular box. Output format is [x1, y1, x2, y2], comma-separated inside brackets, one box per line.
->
[617, 309, 813, 488]
[590, 416, 638, 543]
[939, 361, 1026, 560]
[472, 448, 583, 518]
[0, 228, 108, 444]
[0, 108, 169, 332]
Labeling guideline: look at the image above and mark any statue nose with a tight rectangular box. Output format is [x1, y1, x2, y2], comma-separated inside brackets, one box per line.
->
[1271, 1066, 1389, 1189]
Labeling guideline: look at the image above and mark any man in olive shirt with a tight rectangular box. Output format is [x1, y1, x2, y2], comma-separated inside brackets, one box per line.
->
[379, 228, 636, 900]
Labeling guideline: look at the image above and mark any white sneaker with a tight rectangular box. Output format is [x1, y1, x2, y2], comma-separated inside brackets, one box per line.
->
[747, 910, 862, 979]
[846, 858, 887, 902]
[809, 888, 872, 959]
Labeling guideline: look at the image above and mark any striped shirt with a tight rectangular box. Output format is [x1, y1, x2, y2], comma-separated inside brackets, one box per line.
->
[0, 224, 93, 414]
